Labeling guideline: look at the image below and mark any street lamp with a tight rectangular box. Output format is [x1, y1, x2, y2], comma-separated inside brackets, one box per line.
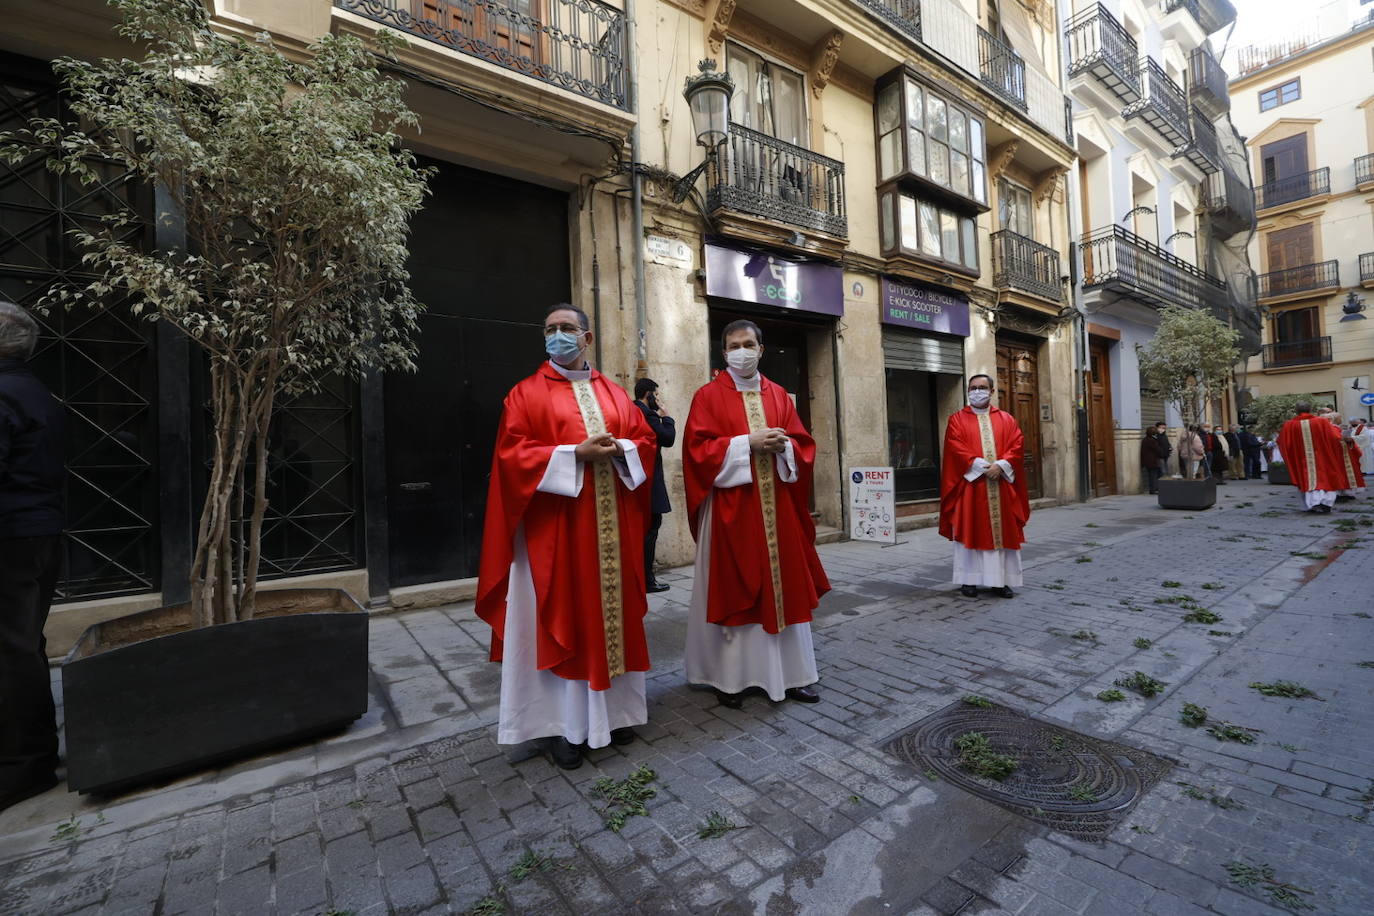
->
[672, 59, 734, 203]
[1340, 290, 1367, 322]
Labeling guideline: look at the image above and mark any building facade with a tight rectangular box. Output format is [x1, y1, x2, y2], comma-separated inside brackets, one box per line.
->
[1064, 0, 1260, 496]
[2, 0, 1082, 650]
[1228, 11, 1374, 422]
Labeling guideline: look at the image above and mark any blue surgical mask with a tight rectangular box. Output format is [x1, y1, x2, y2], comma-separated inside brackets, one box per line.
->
[545, 330, 585, 364]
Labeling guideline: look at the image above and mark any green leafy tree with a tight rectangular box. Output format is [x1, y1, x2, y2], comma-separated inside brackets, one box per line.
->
[0, 0, 431, 626]
[1137, 306, 1240, 429]
[1245, 393, 1332, 439]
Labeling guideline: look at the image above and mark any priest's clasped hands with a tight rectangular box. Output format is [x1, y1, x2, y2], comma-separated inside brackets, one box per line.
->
[574, 433, 625, 462]
[748, 427, 789, 454]
[983, 463, 1004, 481]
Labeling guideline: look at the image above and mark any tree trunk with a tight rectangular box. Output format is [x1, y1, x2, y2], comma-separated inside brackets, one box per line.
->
[240, 380, 277, 621]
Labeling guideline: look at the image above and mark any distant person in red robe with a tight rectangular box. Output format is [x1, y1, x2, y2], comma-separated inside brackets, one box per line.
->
[1331, 415, 1365, 499]
[1276, 401, 1346, 514]
[939, 374, 1031, 598]
[475, 304, 657, 770]
[682, 319, 830, 708]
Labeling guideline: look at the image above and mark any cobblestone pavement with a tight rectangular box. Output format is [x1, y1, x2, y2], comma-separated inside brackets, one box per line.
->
[2, 481, 1373, 915]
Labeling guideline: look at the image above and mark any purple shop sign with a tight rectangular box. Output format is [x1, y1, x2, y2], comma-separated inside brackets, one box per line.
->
[704, 243, 844, 317]
[880, 277, 970, 337]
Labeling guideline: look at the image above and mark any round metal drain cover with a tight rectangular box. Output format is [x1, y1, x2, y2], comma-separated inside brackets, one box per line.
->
[884, 700, 1174, 842]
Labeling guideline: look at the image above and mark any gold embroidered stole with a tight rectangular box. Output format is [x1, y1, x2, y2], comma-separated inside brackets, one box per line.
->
[1299, 420, 1318, 491]
[976, 412, 1004, 550]
[570, 379, 625, 678]
[1340, 439, 1358, 487]
[742, 389, 787, 632]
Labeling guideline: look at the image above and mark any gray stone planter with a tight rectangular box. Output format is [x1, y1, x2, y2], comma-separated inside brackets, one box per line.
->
[1157, 477, 1217, 510]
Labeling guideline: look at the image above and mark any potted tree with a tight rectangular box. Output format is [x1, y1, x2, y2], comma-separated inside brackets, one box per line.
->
[1137, 306, 1240, 512]
[1246, 393, 1330, 486]
[1, 0, 430, 793]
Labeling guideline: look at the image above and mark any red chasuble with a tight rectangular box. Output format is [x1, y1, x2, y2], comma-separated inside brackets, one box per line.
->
[1341, 439, 1365, 489]
[683, 372, 830, 632]
[938, 407, 1031, 551]
[475, 364, 656, 691]
[1277, 414, 1346, 493]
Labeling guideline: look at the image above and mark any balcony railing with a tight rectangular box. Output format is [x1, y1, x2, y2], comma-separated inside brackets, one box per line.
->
[1203, 163, 1255, 240]
[335, 0, 627, 109]
[1360, 252, 1374, 284]
[1176, 109, 1221, 174]
[1165, 0, 1236, 34]
[1066, 4, 1141, 103]
[1123, 58, 1190, 149]
[992, 230, 1061, 302]
[1256, 167, 1330, 209]
[1080, 225, 1227, 311]
[706, 125, 847, 238]
[1356, 153, 1374, 186]
[1261, 336, 1332, 369]
[1258, 260, 1339, 299]
[853, 0, 922, 42]
[1187, 46, 1229, 116]
[978, 27, 1027, 110]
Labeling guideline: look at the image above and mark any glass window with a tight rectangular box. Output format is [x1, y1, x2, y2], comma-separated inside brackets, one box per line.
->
[998, 180, 1033, 237]
[877, 83, 901, 133]
[961, 218, 978, 269]
[883, 188, 981, 273]
[908, 127, 926, 176]
[919, 201, 941, 256]
[951, 151, 969, 197]
[1258, 78, 1300, 112]
[880, 131, 901, 181]
[929, 140, 949, 186]
[927, 95, 947, 141]
[881, 191, 895, 250]
[949, 110, 967, 153]
[940, 211, 960, 260]
[726, 43, 808, 147]
[906, 81, 923, 130]
[900, 195, 919, 251]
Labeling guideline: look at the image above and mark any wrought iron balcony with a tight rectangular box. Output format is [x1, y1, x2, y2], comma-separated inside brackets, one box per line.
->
[991, 230, 1061, 302]
[1187, 46, 1229, 117]
[706, 125, 847, 238]
[1175, 110, 1221, 174]
[334, 0, 627, 110]
[1066, 4, 1141, 104]
[1261, 336, 1331, 369]
[1257, 260, 1339, 300]
[1360, 252, 1374, 285]
[1165, 0, 1237, 34]
[1080, 224, 1227, 311]
[853, 0, 922, 42]
[1356, 153, 1374, 187]
[1202, 163, 1254, 240]
[1255, 167, 1330, 210]
[1123, 58, 1190, 150]
[978, 27, 1027, 110]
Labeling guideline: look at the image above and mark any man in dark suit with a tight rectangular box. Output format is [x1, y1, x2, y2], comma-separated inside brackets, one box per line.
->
[634, 378, 675, 593]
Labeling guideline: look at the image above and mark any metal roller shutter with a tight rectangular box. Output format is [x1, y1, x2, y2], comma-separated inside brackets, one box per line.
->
[881, 328, 965, 375]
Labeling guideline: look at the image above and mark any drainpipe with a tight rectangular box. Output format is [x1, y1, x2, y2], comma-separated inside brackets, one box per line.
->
[625, 0, 649, 375]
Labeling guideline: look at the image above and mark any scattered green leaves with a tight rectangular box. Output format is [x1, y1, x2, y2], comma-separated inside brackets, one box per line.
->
[1070, 629, 1097, 641]
[696, 811, 743, 840]
[953, 732, 1018, 781]
[1349, 782, 1374, 806]
[1096, 689, 1127, 702]
[1084, 522, 1099, 528]
[1208, 630, 1233, 636]
[1357, 661, 1374, 669]
[962, 694, 994, 708]
[1129, 824, 1155, 834]
[1207, 721, 1261, 744]
[469, 897, 506, 916]
[1075, 556, 1093, 563]
[1066, 783, 1097, 802]
[1290, 551, 1327, 560]
[591, 765, 658, 831]
[49, 816, 84, 843]
[1223, 861, 1316, 911]
[1182, 608, 1222, 624]
[1083, 540, 1101, 547]
[1180, 703, 1208, 727]
[1276, 742, 1304, 753]
[1162, 580, 1182, 588]
[1248, 681, 1321, 700]
[1114, 671, 1168, 698]
[509, 850, 556, 882]
[1049, 734, 1068, 752]
[1178, 782, 1245, 810]
[1354, 612, 1373, 619]
[1133, 637, 1153, 649]
[1201, 582, 1223, 590]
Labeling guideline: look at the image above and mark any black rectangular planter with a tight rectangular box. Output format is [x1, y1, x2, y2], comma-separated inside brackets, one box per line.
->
[1157, 477, 1217, 510]
[1268, 463, 1292, 485]
[62, 589, 368, 795]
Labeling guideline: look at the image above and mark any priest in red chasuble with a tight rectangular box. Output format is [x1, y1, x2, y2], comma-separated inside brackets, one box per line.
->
[682, 319, 830, 708]
[475, 304, 657, 770]
[1331, 415, 1365, 499]
[939, 374, 1032, 599]
[1276, 402, 1346, 514]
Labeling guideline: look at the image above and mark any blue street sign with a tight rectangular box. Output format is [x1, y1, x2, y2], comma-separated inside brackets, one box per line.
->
[1361, 392, 1374, 406]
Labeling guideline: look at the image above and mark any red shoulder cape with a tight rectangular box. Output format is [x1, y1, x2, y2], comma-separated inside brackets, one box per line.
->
[474, 364, 656, 690]
[1342, 438, 1365, 489]
[1277, 415, 1346, 493]
[682, 372, 830, 631]
[938, 406, 1031, 550]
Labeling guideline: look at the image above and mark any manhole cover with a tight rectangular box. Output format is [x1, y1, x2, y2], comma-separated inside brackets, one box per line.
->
[883, 700, 1174, 842]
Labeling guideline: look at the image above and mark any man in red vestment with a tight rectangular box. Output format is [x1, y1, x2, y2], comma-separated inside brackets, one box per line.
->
[682, 319, 830, 708]
[475, 304, 657, 769]
[1276, 401, 1346, 514]
[939, 374, 1031, 598]
[1333, 415, 1365, 499]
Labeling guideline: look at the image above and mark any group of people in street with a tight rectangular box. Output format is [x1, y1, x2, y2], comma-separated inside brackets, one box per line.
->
[1276, 403, 1368, 513]
[1144, 422, 1265, 490]
[475, 305, 1031, 769]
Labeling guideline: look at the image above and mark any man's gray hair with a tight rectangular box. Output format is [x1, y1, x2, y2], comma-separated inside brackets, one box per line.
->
[1294, 401, 1311, 414]
[0, 301, 41, 361]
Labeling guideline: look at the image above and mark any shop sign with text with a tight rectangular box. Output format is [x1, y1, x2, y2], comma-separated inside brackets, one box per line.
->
[880, 277, 970, 336]
[705, 243, 844, 317]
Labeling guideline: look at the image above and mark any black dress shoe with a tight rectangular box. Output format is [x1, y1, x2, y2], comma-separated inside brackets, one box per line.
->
[996, 586, 1014, 598]
[0, 773, 58, 814]
[549, 737, 583, 770]
[714, 689, 744, 709]
[959, 584, 978, 598]
[647, 582, 671, 593]
[785, 686, 820, 703]
[610, 727, 636, 746]
[1316, 504, 1332, 514]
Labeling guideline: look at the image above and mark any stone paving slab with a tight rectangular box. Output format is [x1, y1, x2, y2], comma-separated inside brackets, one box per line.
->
[1, 481, 1372, 915]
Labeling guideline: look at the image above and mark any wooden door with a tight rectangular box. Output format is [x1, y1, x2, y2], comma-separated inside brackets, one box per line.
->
[995, 335, 1044, 499]
[1260, 135, 1308, 204]
[1265, 224, 1314, 293]
[1273, 306, 1321, 362]
[1087, 338, 1117, 496]
[419, 0, 543, 68]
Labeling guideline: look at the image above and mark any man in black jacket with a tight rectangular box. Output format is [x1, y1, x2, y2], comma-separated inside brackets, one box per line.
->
[1140, 422, 1168, 494]
[0, 301, 65, 812]
[633, 378, 675, 593]
[1238, 426, 1263, 479]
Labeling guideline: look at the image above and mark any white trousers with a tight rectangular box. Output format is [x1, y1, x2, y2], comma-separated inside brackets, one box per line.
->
[952, 544, 1024, 588]
[1300, 490, 1338, 510]
[495, 526, 647, 748]
[684, 496, 818, 701]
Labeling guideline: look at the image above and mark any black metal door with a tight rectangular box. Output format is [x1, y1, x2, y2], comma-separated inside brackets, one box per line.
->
[385, 157, 570, 586]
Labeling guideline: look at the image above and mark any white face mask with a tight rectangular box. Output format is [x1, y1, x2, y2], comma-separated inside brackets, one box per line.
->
[725, 347, 761, 376]
[968, 389, 991, 408]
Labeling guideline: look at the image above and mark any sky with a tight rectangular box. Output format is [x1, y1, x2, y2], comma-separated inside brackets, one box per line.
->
[1217, 0, 1368, 68]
